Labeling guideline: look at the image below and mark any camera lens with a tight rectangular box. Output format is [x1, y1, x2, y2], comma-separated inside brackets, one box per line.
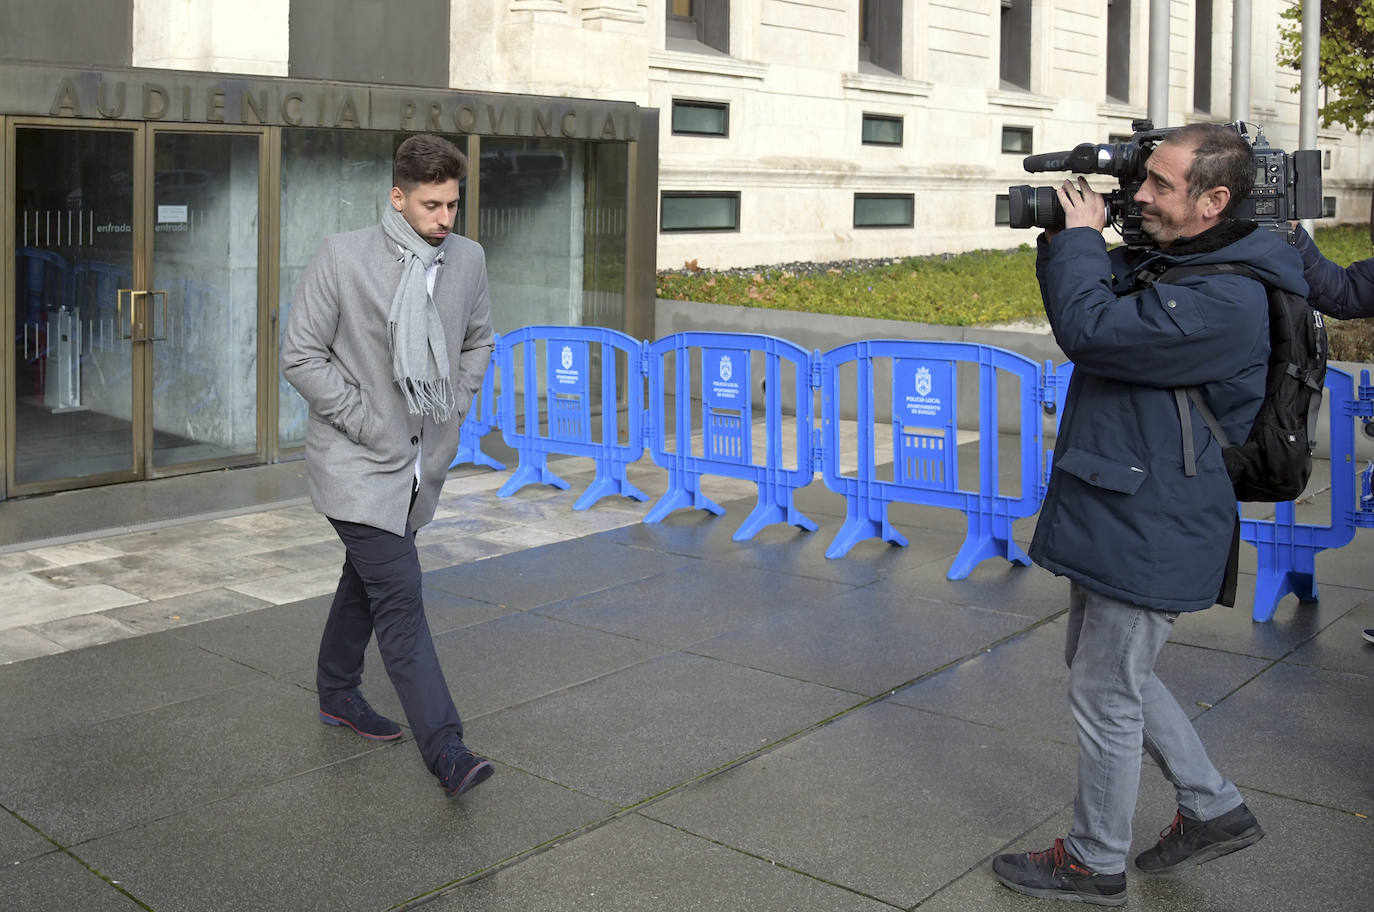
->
[1007, 185, 1065, 230]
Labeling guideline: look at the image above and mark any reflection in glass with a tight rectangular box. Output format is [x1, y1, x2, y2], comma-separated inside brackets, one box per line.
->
[150, 132, 261, 468]
[277, 129, 466, 449]
[478, 139, 627, 333]
[12, 127, 136, 485]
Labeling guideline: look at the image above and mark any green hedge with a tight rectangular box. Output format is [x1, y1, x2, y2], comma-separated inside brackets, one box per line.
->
[656, 225, 1374, 360]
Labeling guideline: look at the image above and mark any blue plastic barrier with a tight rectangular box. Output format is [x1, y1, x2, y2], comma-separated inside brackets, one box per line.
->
[495, 325, 647, 510]
[818, 340, 1044, 577]
[1244, 366, 1374, 621]
[643, 331, 817, 540]
[451, 349, 505, 471]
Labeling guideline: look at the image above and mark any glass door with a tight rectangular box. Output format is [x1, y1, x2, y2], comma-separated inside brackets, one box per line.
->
[146, 128, 265, 471]
[10, 122, 141, 490]
[7, 122, 266, 495]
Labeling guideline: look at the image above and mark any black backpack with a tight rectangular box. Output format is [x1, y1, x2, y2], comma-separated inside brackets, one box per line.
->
[1149, 262, 1328, 502]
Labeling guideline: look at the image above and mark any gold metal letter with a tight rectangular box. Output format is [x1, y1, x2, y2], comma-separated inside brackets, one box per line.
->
[337, 94, 359, 129]
[143, 83, 168, 120]
[207, 89, 226, 123]
[455, 106, 477, 132]
[96, 82, 126, 118]
[242, 89, 268, 125]
[533, 108, 552, 137]
[49, 78, 80, 117]
[282, 92, 304, 126]
[428, 104, 442, 132]
[560, 111, 577, 138]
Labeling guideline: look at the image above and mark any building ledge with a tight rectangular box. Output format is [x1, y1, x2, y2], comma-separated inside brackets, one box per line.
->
[987, 89, 1057, 112]
[841, 71, 932, 100]
[649, 48, 767, 82]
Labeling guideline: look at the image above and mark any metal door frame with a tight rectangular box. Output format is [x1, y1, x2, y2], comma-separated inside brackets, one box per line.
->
[3, 119, 272, 497]
[142, 121, 271, 480]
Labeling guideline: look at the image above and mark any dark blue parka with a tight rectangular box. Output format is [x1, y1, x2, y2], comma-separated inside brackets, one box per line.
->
[1029, 222, 1308, 613]
[1295, 226, 1374, 319]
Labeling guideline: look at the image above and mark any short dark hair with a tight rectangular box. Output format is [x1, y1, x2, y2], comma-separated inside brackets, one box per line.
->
[1161, 123, 1255, 216]
[393, 134, 467, 190]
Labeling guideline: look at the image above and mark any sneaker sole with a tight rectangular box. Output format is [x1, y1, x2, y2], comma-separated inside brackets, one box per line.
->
[443, 759, 494, 798]
[994, 873, 1127, 907]
[319, 710, 403, 741]
[1135, 826, 1264, 875]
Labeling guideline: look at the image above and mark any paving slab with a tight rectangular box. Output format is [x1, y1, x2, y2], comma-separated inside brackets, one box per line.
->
[889, 617, 1276, 744]
[0, 632, 264, 743]
[535, 561, 856, 649]
[423, 536, 697, 609]
[0, 849, 145, 912]
[645, 700, 1078, 909]
[477, 651, 859, 808]
[868, 551, 1073, 619]
[688, 586, 1035, 695]
[354, 611, 671, 724]
[600, 504, 958, 588]
[0, 676, 383, 844]
[75, 747, 615, 912]
[1192, 660, 1374, 814]
[425, 812, 897, 912]
[1283, 596, 1374, 676]
[1169, 576, 1368, 659]
[0, 807, 54, 864]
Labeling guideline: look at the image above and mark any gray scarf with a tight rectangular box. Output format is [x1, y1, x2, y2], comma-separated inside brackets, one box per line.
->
[382, 205, 455, 421]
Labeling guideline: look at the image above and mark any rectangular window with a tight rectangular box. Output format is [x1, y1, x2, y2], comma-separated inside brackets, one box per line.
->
[666, 0, 728, 54]
[1106, 0, 1131, 103]
[1194, 0, 1213, 113]
[1000, 0, 1032, 90]
[1324, 150, 1332, 170]
[859, 0, 903, 75]
[661, 192, 740, 232]
[854, 193, 914, 229]
[862, 114, 904, 146]
[1002, 126, 1033, 155]
[672, 100, 729, 137]
[1323, 196, 1337, 218]
[996, 194, 1011, 226]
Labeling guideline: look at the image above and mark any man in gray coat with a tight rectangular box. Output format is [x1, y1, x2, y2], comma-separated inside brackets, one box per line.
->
[282, 134, 495, 799]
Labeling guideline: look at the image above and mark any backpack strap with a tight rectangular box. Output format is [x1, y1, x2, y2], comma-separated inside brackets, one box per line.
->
[1146, 262, 1261, 475]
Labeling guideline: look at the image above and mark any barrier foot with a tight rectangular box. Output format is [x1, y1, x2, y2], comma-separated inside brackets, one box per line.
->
[1251, 543, 1320, 622]
[732, 493, 818, 542]
[946, 533, 1030, 580]
[825, 499, 908, 559]
[643, 478, 725, 524]
[497, 456, 569, 498]
[574, 468, 648, 511]
[451, 443, 505, 472]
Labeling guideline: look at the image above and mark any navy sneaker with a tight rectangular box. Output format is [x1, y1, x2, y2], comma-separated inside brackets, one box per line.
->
[436, 741, 494, 798]
[993, 839, 1127, 907]
[1134, 803, 1264, 874]
[318, 690, 402, 741]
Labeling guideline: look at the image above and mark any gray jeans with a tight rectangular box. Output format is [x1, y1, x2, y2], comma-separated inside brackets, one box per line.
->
[1063, 582, 1243, 873]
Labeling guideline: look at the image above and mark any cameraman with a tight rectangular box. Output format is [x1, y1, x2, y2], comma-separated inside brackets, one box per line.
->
[993, 123, 1308, 906]
[1293, 225, 1374, 645]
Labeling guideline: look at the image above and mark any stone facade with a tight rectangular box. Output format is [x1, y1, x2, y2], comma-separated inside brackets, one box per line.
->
[44, 0, 1374, 271]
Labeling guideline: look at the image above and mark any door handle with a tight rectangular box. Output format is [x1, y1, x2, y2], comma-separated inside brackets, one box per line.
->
[117, 289, 140, 341]
[147, 290, 169, 342]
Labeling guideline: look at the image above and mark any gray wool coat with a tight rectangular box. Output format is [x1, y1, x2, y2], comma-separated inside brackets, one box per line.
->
[281, 224, 494, 537]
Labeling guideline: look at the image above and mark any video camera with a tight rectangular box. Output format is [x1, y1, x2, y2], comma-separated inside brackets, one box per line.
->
[1006, 120, 1322, 247]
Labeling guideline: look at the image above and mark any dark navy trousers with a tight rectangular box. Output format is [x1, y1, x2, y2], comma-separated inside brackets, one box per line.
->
[318, 513, 464, 773]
